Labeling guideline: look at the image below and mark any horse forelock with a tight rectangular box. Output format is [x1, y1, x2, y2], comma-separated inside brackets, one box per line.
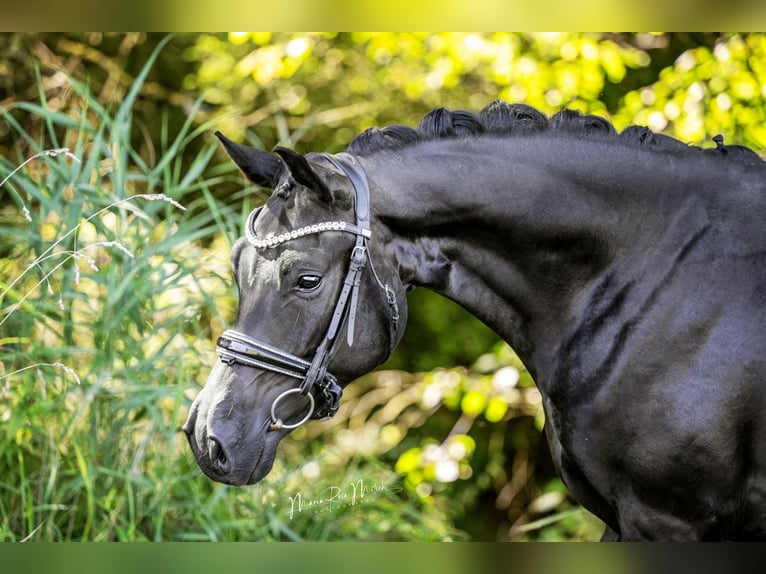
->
[346, 100, 763, 165]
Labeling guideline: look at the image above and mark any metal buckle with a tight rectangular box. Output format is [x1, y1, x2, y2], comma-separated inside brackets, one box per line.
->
[350, 245, 368, 271]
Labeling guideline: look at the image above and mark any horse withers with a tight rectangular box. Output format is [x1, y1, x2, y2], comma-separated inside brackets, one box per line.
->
[183, 101, 766, 540]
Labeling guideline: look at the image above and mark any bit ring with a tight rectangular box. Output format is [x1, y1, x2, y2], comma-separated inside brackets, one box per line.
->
[269, 388, 315, 431]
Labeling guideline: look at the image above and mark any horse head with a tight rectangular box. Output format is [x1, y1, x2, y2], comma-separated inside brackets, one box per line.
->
[183, 134, 406, 485]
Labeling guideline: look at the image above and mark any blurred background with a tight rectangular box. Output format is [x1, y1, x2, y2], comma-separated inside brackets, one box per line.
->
[1, 32, 765, 541]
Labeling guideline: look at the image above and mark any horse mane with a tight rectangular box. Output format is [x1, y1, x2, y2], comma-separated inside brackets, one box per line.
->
[347, 100, 763, 164]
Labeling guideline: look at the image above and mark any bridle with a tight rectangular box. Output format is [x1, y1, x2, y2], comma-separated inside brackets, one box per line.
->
[215, 153, 399, 432]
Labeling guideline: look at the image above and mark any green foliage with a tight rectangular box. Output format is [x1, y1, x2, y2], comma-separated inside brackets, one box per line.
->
[2, 32, 765, 541]
[613, 34, 766, 149]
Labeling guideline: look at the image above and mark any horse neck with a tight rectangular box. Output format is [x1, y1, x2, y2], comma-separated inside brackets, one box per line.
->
[362, 136, 707, 379]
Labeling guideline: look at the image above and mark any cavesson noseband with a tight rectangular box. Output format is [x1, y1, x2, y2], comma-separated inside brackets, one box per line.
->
[216, 153, 399, 431]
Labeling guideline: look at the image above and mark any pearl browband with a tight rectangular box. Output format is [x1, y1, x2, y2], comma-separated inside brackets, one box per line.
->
[245, 208, 372, 250]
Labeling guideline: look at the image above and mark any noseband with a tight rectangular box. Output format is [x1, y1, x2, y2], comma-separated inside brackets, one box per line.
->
[216, 153, 399, 431]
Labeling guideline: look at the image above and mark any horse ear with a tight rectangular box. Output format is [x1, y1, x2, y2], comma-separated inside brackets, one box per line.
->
[273, 146, 333, 203]
[215, 132, 283, 189]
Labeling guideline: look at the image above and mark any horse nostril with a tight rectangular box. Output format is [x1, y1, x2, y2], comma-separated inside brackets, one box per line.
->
[208, 436, 230, 474]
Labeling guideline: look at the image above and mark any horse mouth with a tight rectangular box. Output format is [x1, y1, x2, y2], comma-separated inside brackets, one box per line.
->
[183, 411, 282, 486]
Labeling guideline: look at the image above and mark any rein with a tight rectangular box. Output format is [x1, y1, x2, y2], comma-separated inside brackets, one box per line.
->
[216, 153, 398, 431]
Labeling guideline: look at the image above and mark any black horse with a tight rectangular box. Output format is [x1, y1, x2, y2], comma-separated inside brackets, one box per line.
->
[183, 101, 766, 541]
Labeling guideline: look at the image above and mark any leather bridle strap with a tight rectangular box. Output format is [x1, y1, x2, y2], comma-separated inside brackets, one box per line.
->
[217, 329, 328, 383]
[300, 153, 370, 393]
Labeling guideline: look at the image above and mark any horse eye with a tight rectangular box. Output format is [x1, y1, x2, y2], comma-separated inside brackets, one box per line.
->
[297, 274, 322, 291]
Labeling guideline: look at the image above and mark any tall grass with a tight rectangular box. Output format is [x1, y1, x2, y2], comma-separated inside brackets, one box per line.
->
[0, 39, 457, 541]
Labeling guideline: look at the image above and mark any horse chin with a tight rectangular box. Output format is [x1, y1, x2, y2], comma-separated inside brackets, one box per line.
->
[241, 432, 283, 485]
[245, 449, 279, 484]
